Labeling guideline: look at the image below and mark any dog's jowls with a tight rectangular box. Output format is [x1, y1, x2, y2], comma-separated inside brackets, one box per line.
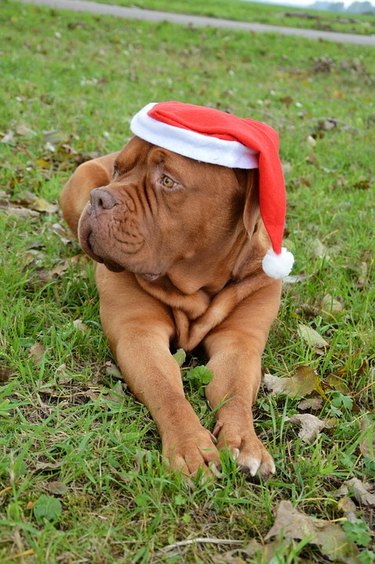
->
[60, 136, 281, 476]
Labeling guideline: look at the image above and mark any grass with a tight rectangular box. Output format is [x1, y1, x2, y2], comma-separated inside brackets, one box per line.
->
[93, 0, 375, 35]
[1, 0, 374, 561]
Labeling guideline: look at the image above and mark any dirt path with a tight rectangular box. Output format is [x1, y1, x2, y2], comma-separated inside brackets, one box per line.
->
[18, 0, 375, 46]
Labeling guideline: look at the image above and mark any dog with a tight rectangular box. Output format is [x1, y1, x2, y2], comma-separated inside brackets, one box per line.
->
[60, 102, 293, 477]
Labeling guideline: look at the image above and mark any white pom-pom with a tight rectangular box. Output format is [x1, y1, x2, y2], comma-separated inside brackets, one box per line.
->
[262, 247, 294, 279]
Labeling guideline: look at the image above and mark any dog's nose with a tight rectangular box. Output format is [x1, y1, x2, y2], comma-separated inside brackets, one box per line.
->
[90, 188, 117, 212]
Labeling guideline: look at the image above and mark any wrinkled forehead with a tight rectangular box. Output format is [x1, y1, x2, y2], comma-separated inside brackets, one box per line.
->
[117, 135, 237, 182]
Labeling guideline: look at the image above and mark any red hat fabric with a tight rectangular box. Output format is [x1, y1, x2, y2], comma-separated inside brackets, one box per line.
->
[130, 102, 294, 279]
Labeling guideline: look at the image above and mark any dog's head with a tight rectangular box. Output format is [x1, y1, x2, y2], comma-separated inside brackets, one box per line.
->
[78, 136, 261, 281]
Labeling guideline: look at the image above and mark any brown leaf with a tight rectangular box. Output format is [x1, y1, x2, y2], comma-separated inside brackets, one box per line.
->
[280, 95, 294, 106]
[35, 460, 62, 471]
[45, 481, 68, 496]
[52, 223, 73, 245]
[298, 324, 329, 350]
[0, 366, 13, 384]
[0, 206, 39, 218]
[357, 262, 368, 288]
[265, 500, 357, 561]
[359, 417, 374, 460]
[29, 343, 45, 365]
[73, 319, 88, 333]
[283, 274, 307, 285]
[0, 190, 9, 204]
[23, 249, 46, 267]
[14, 191, 57, 214]
[16, 123, 36, 137]
[43, 130, 68, 145]
[12, 191, 39, 206]
[298, 397, 323, 411]
[105, 362, 123, 380]
[29, 197, 58, 214]
[336, 478, 375, 507]
[320, 294, 343, 316]
[326, 374, 351, 395]
[311, 238, 330, 260]
[107, 381, 126, 402]
[352, 178, 371, 191]
[307, 135, 317, 147]
[3, 191, 57, 215]
[287, 414, 326, 443]
[263, 366, 322, 398]
[1, 130, 15, 144]
[337, 496, 357, 522]
[36, 158, 51, 169]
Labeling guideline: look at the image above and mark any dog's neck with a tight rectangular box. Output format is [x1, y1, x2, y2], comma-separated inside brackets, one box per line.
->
[168, 220, 269, 293]
[135, 221, 274, 351]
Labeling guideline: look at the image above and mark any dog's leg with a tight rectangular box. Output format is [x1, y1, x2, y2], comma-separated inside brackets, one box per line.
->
[96, 264, 220, 475]
[204, 281, 282, 478]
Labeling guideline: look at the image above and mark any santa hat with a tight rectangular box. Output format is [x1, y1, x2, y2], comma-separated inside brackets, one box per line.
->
[130, 101, 294, 279]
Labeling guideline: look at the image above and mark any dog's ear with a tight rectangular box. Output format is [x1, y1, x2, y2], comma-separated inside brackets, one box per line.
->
[234, 169, 260, 238]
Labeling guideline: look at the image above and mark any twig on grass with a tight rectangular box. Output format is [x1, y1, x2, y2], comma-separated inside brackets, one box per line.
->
[158, 536, 243, 554]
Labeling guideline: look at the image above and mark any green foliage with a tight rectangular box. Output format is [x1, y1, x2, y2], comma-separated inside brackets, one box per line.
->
[185, 365, 213, 385]
[34, 495, 62, 523]
[342, 519, 372, 548]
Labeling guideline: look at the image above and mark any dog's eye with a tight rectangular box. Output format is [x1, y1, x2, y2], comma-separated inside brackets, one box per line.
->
[160, 175, 176, 189]
[113, 161, 119, 178]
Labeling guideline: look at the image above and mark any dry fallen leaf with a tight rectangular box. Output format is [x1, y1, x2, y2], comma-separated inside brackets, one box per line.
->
[1, 130, 15, 144]
[105, 362, 123, 381]
[11, 191, 58, 214]
[298, 323, 329, 350]
[30, 197, 58, 214]
[311, 238, 330, 260]
[359, 417, 374, 460]
[0, 206, 40, 218]
[265, 500, 357, 561]
[34, 460, 63, 472]
[52, 223, 73, 245]
[263, 366, 323, 398]
[283, 274, 307, 285]
[0, 366, 13, 384]
[0, 190, 9, 204]
[307, 135, 317, 147]
[357, 261, 368, 288]
[73, 319, 88, 333]
[337, 496, 357, 522]
[320, 294, 343, 316]
[335, 478, 375, 507]
[16, 123, 36, 137]
[287, 413, 326, 443]
[50, 262, 70, 278]
[326, 374, 351, 395]
[298, 397, 323, 411]
[45, 481, 68, 496]
[29, 343, 45, 365]
[23, 249, 47, 267]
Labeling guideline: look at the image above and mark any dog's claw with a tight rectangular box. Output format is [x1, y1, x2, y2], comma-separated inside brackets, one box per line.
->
[232, 448, 240, 460]
[239, 455, 261, 477]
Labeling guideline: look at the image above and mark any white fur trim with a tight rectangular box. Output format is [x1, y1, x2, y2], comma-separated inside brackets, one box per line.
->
[130, 103, 259, 169]
[262, 248, 294, 279]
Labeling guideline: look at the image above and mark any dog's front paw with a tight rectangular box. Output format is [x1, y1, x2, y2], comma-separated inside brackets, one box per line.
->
[214, 419, 275, 478]
[162, 427, 220, 476]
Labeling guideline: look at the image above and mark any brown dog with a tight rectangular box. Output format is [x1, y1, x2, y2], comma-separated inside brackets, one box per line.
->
[60, 105, 290, 477]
